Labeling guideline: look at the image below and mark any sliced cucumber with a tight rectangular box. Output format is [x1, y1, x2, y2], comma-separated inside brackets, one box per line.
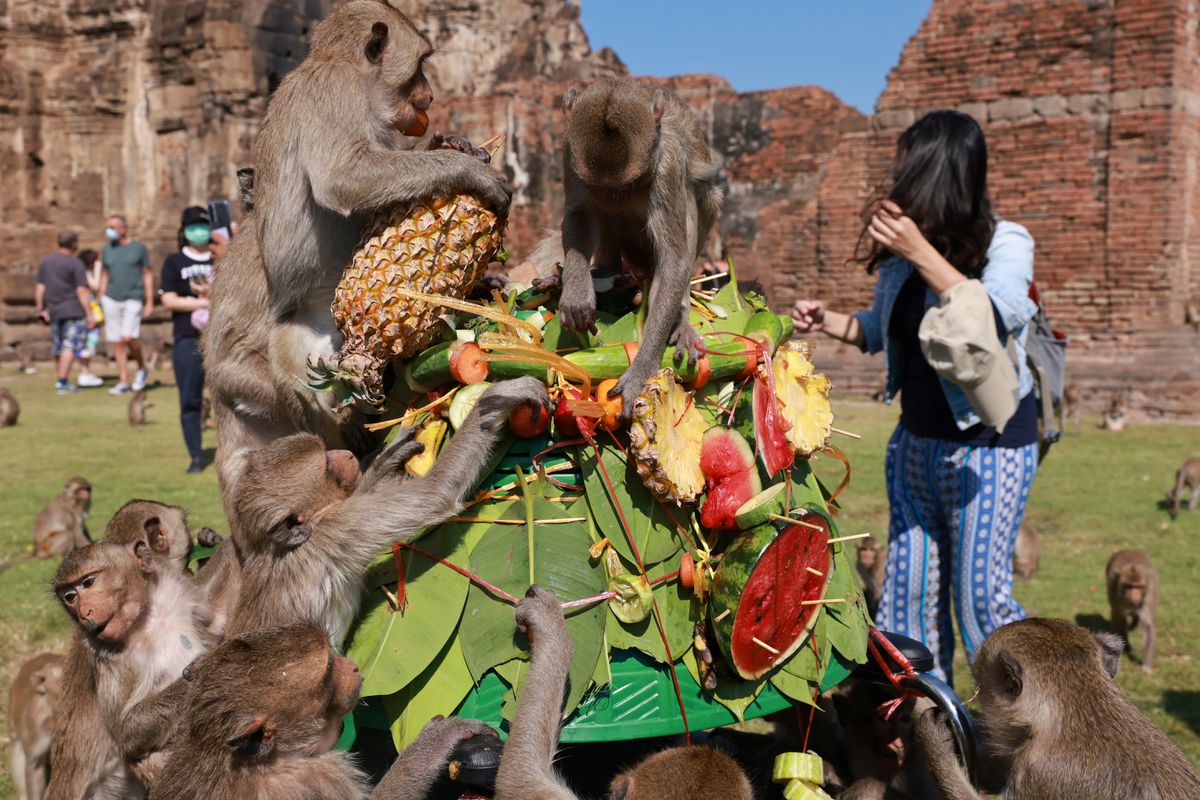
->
[782, 779, 833, 800]
[448, 382, 491, 430]
[772, 751, 824, 784]
[734, 483, 789, 530]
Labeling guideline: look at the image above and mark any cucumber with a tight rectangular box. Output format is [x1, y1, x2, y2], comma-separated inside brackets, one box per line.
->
[782, 779, 833, 800]
[448, 382, 491, 430]
[773, 752, 824, 784]
[734, 483, 789, 530]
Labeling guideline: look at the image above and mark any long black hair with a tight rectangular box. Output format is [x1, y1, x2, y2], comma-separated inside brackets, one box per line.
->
[854, 110, 995, 276]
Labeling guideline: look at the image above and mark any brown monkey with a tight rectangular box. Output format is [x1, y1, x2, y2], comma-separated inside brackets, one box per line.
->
[205, 0, 511, 492]
[127, 389, 151, 428]
[31, 477, 92, 559]
[105, 499, 219, 576]
[1012, 521, 1039, 580]
[1060, 383, 1081, 435]
[915, 618, 1200, 799]
[494, 586, 752, 800]
[8, 653, 65, 800]
[855, 537, 886, 618]
[555, 77, 722, 416]
[151, 623, 494, 800]
[1105, 549, 1157, 674]
[1166, 456, 1200, 520]
[53, 539, 214, 790]
[0, 386, 19, 426]
[1100, 390, 1130, 431]
[226, 377, 548, 645]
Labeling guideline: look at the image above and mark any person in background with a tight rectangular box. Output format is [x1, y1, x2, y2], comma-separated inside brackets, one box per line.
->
[35, 231, 96, 394]
[790, 111, 1039, 684]
[73, 248, 105, 388]
[159, 207, 213, 474]
[100, 214, 153, 395]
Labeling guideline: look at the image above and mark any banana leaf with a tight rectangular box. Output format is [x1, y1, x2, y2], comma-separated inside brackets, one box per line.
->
[381, 635, 475, 751]
[605, 558, 698, 665]
[581, 444, 685, 567]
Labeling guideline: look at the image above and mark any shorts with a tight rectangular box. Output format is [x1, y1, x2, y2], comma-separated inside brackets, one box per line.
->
[101, 296, 143, 342]
[51, 318, 88, 357]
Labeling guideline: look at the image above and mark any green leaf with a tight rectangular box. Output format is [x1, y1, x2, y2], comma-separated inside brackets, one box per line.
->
[767, 664, 818, 707]
[781, 612, 834, 683]
[596, 309, 641, 347]
[581, 445, 683, 567]
[682, 647, 761, 722]
[605, 560, 696, 665]
[824, 550, 870, 664]
[459, 492, 606, 719]
[382, 635, 475, 751]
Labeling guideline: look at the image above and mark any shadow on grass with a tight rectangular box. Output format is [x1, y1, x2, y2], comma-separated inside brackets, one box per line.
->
[1074, 612, 1110, 632]
[1163, 691, 1200, 737]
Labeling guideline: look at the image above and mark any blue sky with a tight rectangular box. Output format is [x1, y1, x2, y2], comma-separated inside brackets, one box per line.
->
[577, 2, 930, 113]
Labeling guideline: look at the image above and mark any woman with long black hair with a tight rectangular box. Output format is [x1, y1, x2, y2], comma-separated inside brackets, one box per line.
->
[791, 111, 1039, 683]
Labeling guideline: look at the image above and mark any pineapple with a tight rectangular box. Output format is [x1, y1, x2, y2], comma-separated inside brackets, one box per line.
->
[628, 369, 708, 504]
[309, 195, 504, 408]
[772, 341, 833, 456]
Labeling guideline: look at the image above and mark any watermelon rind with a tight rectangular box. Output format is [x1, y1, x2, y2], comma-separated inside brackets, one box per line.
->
[734, 482, 788, 530]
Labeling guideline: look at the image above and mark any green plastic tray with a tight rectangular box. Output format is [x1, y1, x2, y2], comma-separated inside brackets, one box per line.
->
[355, 647, 853, 743]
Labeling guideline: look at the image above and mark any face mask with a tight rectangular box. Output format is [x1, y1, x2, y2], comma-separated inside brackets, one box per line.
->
[105, 227, 119, 242]
[184, 225, 211, 246]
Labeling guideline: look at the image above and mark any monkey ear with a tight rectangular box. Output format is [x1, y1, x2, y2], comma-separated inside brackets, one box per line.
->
[33, 672, 48, 695]
[1093, 632, 1124, 679]
[365, 21, 388, 65]
[562, 87, 578, 118]
[609, 774, 636, 800]
[226, 714, 277, 758]
[131, 540, 155, 573]
[651, 88, 665, 122]
[997, 650, 1023, 697]
[143, 517, 167, 552]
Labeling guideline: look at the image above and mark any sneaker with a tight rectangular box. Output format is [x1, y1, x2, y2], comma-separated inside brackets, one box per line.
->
[132, 368, 149, 392]
[186, 457, 206, 474]
[77, 373, 104, 388]
[56, 381, 80, 394]
[108, 382, 131, 396]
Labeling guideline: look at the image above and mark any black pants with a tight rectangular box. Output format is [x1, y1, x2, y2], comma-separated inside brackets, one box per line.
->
[173, 336, 205, 460]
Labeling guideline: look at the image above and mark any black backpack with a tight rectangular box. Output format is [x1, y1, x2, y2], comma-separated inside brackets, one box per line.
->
[1023, 281, 1067, 462]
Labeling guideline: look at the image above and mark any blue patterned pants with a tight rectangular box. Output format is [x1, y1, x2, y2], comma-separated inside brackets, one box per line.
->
[875, 426, 1039, 684]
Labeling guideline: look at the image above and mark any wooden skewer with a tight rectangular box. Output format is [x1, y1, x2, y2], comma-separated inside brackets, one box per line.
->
[380, 585, 402, 610]
[713, 608, 731, 622]
[831, 426, 861, 440]
[801, 598, 846, 606]
[481, 133, 506, 159]
[806, 567, 824, 577]
[690, 272, 729, 286]
[449, 516, 586, 525]
[752, 636, 781, 655]
[769, 514, 823, 531]
[827, 533, 872, 544]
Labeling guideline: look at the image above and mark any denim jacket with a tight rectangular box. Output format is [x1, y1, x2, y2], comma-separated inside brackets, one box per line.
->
[853, 220, 1037, 431]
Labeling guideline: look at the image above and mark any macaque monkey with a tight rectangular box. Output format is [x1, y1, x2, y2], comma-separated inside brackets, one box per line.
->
[1105, 549, 1157, 674]
[1012, 522, 1039, 580]
[556, 77, 723, 416]
[104, 499, 218, 575]
[8, 653, 64, 800]
[205, 0, 511, 492]
[855, 538, 886, 618]
[31, 476, 92, 558]
[53, 539, 214, 790]
[1060, 383, 1081, 435]
[915, 618, 1200, 799]
[1101, 390, 1130, 431]
[0, 386, 18, 426]
[127, 389, 151, 428]
[226, 377, 549, 645]
[151, 623, 494, 800]
[1166, 456, 1200, 520]
[494, 586, 752, 800]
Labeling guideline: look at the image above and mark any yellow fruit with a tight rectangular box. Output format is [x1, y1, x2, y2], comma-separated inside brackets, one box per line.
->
[310, 195, 504, 408]
[628, 369, 707, 504]
[405, 418, 447, 477]
[772, 341, 833, 456]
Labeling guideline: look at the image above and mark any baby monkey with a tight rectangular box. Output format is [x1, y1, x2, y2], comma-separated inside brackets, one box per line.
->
[557, 77, 723, 416]
[494, 586, 751, 800]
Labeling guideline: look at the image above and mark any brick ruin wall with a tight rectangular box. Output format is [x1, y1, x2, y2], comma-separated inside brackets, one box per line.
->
[0, 0, 1196, 418]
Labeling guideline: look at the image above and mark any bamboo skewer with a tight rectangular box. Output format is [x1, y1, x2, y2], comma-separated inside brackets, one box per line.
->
[827, 533, 872, 544]
[690, 272, 729, 286]
[801, 598, 846, 606]
[752, 636, 781, 655]
[480, 133, 506, 159]
[713, 608, 731, 622]
[806, 567, 824, 577]
[769, 514, 824, 531]
[831, 426, 861, 440]
[449, 516, 587, 525]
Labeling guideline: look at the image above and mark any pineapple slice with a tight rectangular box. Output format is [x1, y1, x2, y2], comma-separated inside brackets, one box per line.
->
[628, 369, 708, 504]
[310, 195, 504, 408]
[772, 341, 833, 456]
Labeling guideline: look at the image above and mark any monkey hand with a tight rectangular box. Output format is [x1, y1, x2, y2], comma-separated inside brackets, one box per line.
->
[430, 132, 492, 164]
[913, 707, 958, 764]
[610, 362, 655, 423]
[476, 377, 551, 427]
[364, 426, 425, 482]
[196, 527, 223, 548]
[557, 280, 598, 335]
[668, 319, 702, 368]
[515, 584, 567, 648]
[412, 715, 498, 765]
[446, 150, 512, 217]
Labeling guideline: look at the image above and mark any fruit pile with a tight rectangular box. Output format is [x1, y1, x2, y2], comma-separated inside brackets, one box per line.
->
[326, 220, 870, 749]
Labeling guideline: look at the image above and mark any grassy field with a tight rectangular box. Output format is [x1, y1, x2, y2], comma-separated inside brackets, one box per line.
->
[0, 367, 1196, 797]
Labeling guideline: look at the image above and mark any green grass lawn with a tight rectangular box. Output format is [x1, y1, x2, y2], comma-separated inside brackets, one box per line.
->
[0, 368, 1196, 797]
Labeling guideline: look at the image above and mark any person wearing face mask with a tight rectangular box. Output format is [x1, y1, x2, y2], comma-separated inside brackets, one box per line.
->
[159, 207, 214, 474]
[100, 214, 153, 395]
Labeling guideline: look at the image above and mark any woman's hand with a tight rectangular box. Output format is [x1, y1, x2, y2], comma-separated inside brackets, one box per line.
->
[791, 299, 826, 333]
[868, 200, 937, 264]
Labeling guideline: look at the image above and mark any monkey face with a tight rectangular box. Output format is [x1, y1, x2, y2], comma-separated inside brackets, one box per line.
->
[34, 662, 65, 702]
[66, 477, 92, 512]
[55, 542, 153, 643]
[1122, 583, 1146, 606]
[857, 543, 879, 569]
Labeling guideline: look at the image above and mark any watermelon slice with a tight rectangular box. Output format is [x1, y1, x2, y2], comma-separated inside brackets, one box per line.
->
[710, 512, 833, 679]
[753, 363, 795, 477]
[699, 428, 762, 531]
